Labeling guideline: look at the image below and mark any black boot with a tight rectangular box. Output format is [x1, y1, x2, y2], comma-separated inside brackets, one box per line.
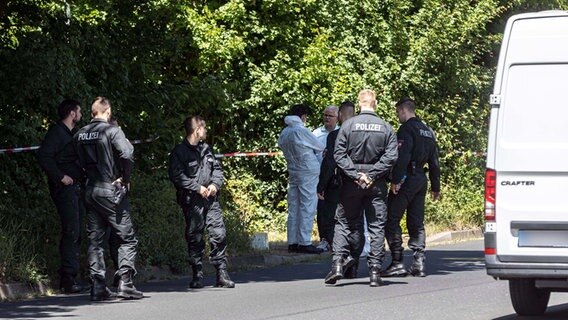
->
[189, 264, 204, 289]
[90, 278, 117, 301]
[288, 244, 298, 253]
[344, 263, 358, 279]
[324, 260, 343, 284]
[342, 255, 356, 272]
[117, 270, 143, 299]
[381, 251, 407, 277]
[297, 244, 324, 254]
[369, 265, 383, 287]
[60, 274, 89, 294]
[408, 253, 426, 277]
[216, 269, 235, 288]
[112, 273, 120, 288]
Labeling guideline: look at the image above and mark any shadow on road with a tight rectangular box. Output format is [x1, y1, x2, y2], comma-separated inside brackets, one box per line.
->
[423, 248, 485, 276]
[0, 292, 133, 319]
[0, 246, 486, 318]
[230, 247, 485, 285]
[493, 302, 568, 319]
[332, 279, 409, 287]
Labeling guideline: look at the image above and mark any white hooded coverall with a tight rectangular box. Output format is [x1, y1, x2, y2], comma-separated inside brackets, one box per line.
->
[278, 115, 324, 246]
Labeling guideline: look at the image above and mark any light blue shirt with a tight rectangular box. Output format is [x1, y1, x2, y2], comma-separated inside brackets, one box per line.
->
[312, 125, 339, 162]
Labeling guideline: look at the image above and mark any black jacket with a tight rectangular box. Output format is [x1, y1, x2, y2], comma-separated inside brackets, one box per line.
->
[334, 110, 398, 182]
[317, 129, 340, 193]
[38, 122, 83, 185]
[391, 117, 440, 192]
[74, 118, 134, 185]
[168, 140, 223, 193]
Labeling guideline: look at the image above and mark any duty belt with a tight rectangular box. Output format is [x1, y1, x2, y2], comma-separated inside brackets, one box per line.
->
[86, 181, 115, 190]
[354, 164, 374, 171]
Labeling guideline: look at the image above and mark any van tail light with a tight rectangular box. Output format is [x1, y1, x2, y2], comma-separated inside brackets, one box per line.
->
[485, 169, 496, 221]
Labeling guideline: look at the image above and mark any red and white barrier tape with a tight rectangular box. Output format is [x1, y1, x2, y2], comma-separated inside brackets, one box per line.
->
[0, 136, 160, 154]
[0, 146, 40, 154]
[215, 151, 282, 158]
[129, 136, 160, 145]
[0, 136, 283, 159]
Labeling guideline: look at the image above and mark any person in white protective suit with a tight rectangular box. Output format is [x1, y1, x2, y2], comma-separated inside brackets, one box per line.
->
[278, 104, 325, 254]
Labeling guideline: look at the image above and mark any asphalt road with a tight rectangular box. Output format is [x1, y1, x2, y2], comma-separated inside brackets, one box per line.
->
[2, 240, 568, 320]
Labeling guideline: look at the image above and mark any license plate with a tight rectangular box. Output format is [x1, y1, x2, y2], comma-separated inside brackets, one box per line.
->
[518, 230, 568, 248]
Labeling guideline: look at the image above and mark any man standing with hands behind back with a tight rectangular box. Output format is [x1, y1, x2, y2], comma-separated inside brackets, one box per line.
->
[75, 96, 142, 301]
[325, 89, 398, 287]
[169, 116, 235, 289]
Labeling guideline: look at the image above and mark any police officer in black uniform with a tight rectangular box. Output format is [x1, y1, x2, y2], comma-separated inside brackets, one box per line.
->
[38, 99, 88, 294]
[317, 101, 363, 278]
[168, 116, 235, 289]
[324, 89, 398, 287]
[75, 96, 143, 301]
[382, 97, 440, 278]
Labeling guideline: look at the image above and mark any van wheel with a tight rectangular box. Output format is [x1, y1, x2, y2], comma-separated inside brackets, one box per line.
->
[509, 279, 550, 316]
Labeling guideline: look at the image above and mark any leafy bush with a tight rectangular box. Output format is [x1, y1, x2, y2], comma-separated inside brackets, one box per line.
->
[2, 0, 568, 284]
[128, 170, 188, 273]
[0, 153, 59, 283]
[223, 157, 288, 233]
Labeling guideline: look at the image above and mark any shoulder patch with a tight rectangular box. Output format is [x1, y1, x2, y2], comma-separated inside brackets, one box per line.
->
[419, 129, 434, 139]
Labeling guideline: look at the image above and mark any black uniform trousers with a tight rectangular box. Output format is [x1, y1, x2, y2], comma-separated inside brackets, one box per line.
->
[316, 186, 340, 245]
[182, 196, 228, 270]
[386, 173, 428, 255]
[84, 185, 138, 281]
[103, 201, 128, 271]
[49, 183, 84, 278]
[319, 187, 364, 256]
[332, 179, 388, 267]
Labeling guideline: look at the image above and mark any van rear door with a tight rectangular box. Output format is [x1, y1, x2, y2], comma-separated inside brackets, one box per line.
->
[493, 15, 568, 262]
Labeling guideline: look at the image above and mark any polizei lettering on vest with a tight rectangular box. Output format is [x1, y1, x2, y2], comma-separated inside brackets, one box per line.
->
[354, 123, 382, 131]
[78, 132, 100, 141]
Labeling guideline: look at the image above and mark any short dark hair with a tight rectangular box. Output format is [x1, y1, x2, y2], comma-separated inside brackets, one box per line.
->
[183, 116, 205, 136]
[289, 104, 312, 117]
[57, 99, 80, 120]
[339, 100, 355, 112]
[395, 97, 416, 112]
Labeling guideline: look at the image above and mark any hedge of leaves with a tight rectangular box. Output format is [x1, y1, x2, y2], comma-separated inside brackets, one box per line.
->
[1, 0, 566, 282]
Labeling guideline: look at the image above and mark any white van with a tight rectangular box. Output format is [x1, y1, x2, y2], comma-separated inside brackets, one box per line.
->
[485, 11, 568, 316]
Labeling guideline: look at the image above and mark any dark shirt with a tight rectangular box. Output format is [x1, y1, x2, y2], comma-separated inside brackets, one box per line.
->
[317, 129, 340, 193]
[168, 140, 224, 192]
[334, 110, 398, 182]
[74, 118, 134, 185]
[38, 122, 83, 184]
[391, 117, 440, 192]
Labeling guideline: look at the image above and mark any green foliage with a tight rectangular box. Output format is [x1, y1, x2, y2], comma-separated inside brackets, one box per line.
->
[2, 0, 567, 283]
[0, 153, 58, 283]
[0, 215, 45, 283]
[223, 158, 288, 233]
[128, 171, 188, 273]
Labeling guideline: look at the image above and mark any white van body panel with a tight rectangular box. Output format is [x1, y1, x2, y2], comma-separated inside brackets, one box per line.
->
[486, 11, 568, 277]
